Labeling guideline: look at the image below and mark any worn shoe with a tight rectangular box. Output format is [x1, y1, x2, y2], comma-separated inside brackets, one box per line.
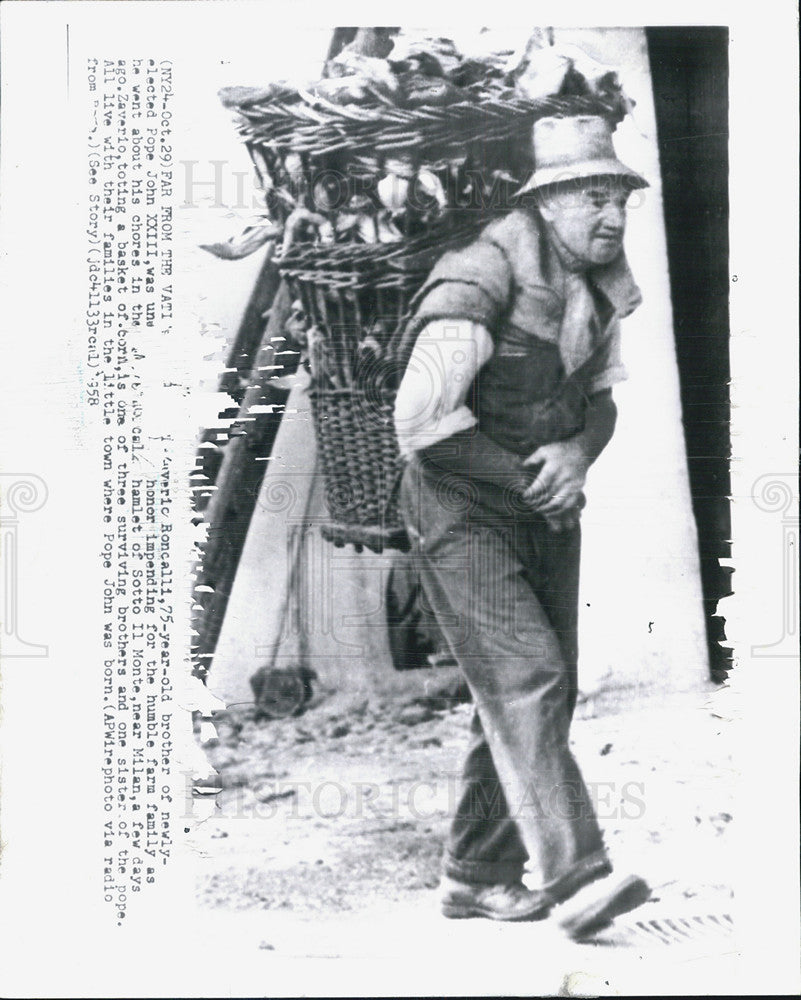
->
[440, 876, 551, 922]
[557, 873, 652, 939]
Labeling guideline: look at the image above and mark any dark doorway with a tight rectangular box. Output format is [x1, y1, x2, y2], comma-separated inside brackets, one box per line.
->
[646, 27, 732, 680]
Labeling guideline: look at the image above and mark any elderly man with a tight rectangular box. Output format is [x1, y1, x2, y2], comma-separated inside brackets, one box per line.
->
[394, 116, 651, 935]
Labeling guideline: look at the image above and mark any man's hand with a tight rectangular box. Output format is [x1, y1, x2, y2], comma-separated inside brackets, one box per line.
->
[522, 440, 591, 515]
[520, 390, 618, 520]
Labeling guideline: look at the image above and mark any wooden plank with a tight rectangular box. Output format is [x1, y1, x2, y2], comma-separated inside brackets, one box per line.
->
[193, 279, 294, 677]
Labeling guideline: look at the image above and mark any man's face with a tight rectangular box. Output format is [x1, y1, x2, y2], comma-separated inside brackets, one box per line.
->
[538, 179, 631, 267]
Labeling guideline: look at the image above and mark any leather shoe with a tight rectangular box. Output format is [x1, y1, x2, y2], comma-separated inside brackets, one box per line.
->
[440, 876, 551, 922]
[557, 873, 652, 939]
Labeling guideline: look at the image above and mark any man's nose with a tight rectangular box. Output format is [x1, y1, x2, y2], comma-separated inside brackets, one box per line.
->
[600, 201, 625, 231]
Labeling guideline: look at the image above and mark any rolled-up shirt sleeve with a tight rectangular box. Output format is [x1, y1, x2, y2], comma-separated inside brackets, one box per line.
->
[394, 319, 493, 458]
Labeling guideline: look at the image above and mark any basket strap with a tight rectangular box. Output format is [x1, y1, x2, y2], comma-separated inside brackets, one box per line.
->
[392, 314, 421, 372]
[386, 457, 408, 514]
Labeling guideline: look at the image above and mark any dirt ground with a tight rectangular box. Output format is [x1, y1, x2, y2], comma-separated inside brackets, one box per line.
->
[192, 676, 737, 945]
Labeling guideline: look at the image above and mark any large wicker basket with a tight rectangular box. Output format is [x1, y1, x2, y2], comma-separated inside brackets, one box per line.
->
[256, 88, 619, 552]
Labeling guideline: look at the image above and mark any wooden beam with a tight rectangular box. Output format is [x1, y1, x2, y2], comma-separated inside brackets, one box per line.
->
[193, 280, 294, 677]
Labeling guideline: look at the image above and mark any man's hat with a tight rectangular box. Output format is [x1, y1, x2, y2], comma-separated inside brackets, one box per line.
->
[517, 115, 648, 195]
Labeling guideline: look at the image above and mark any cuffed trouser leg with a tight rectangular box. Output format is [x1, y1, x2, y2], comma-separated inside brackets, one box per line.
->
[400, 459, 607, 889]
[445, 708, 529, 886]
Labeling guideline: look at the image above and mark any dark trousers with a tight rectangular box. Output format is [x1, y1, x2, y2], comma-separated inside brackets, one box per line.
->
[399, 456, 608, 891]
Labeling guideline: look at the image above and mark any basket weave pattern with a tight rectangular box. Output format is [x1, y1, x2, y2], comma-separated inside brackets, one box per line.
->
[309, 388, 408, 550]
[285, 263, 421, 553]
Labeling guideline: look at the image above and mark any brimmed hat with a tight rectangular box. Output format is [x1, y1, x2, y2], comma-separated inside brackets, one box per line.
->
[517, 115, 648, 195]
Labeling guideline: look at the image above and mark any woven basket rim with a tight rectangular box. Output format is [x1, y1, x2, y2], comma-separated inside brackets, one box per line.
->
[236, 89, 611, 128]
[235, 90, 619, 156]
